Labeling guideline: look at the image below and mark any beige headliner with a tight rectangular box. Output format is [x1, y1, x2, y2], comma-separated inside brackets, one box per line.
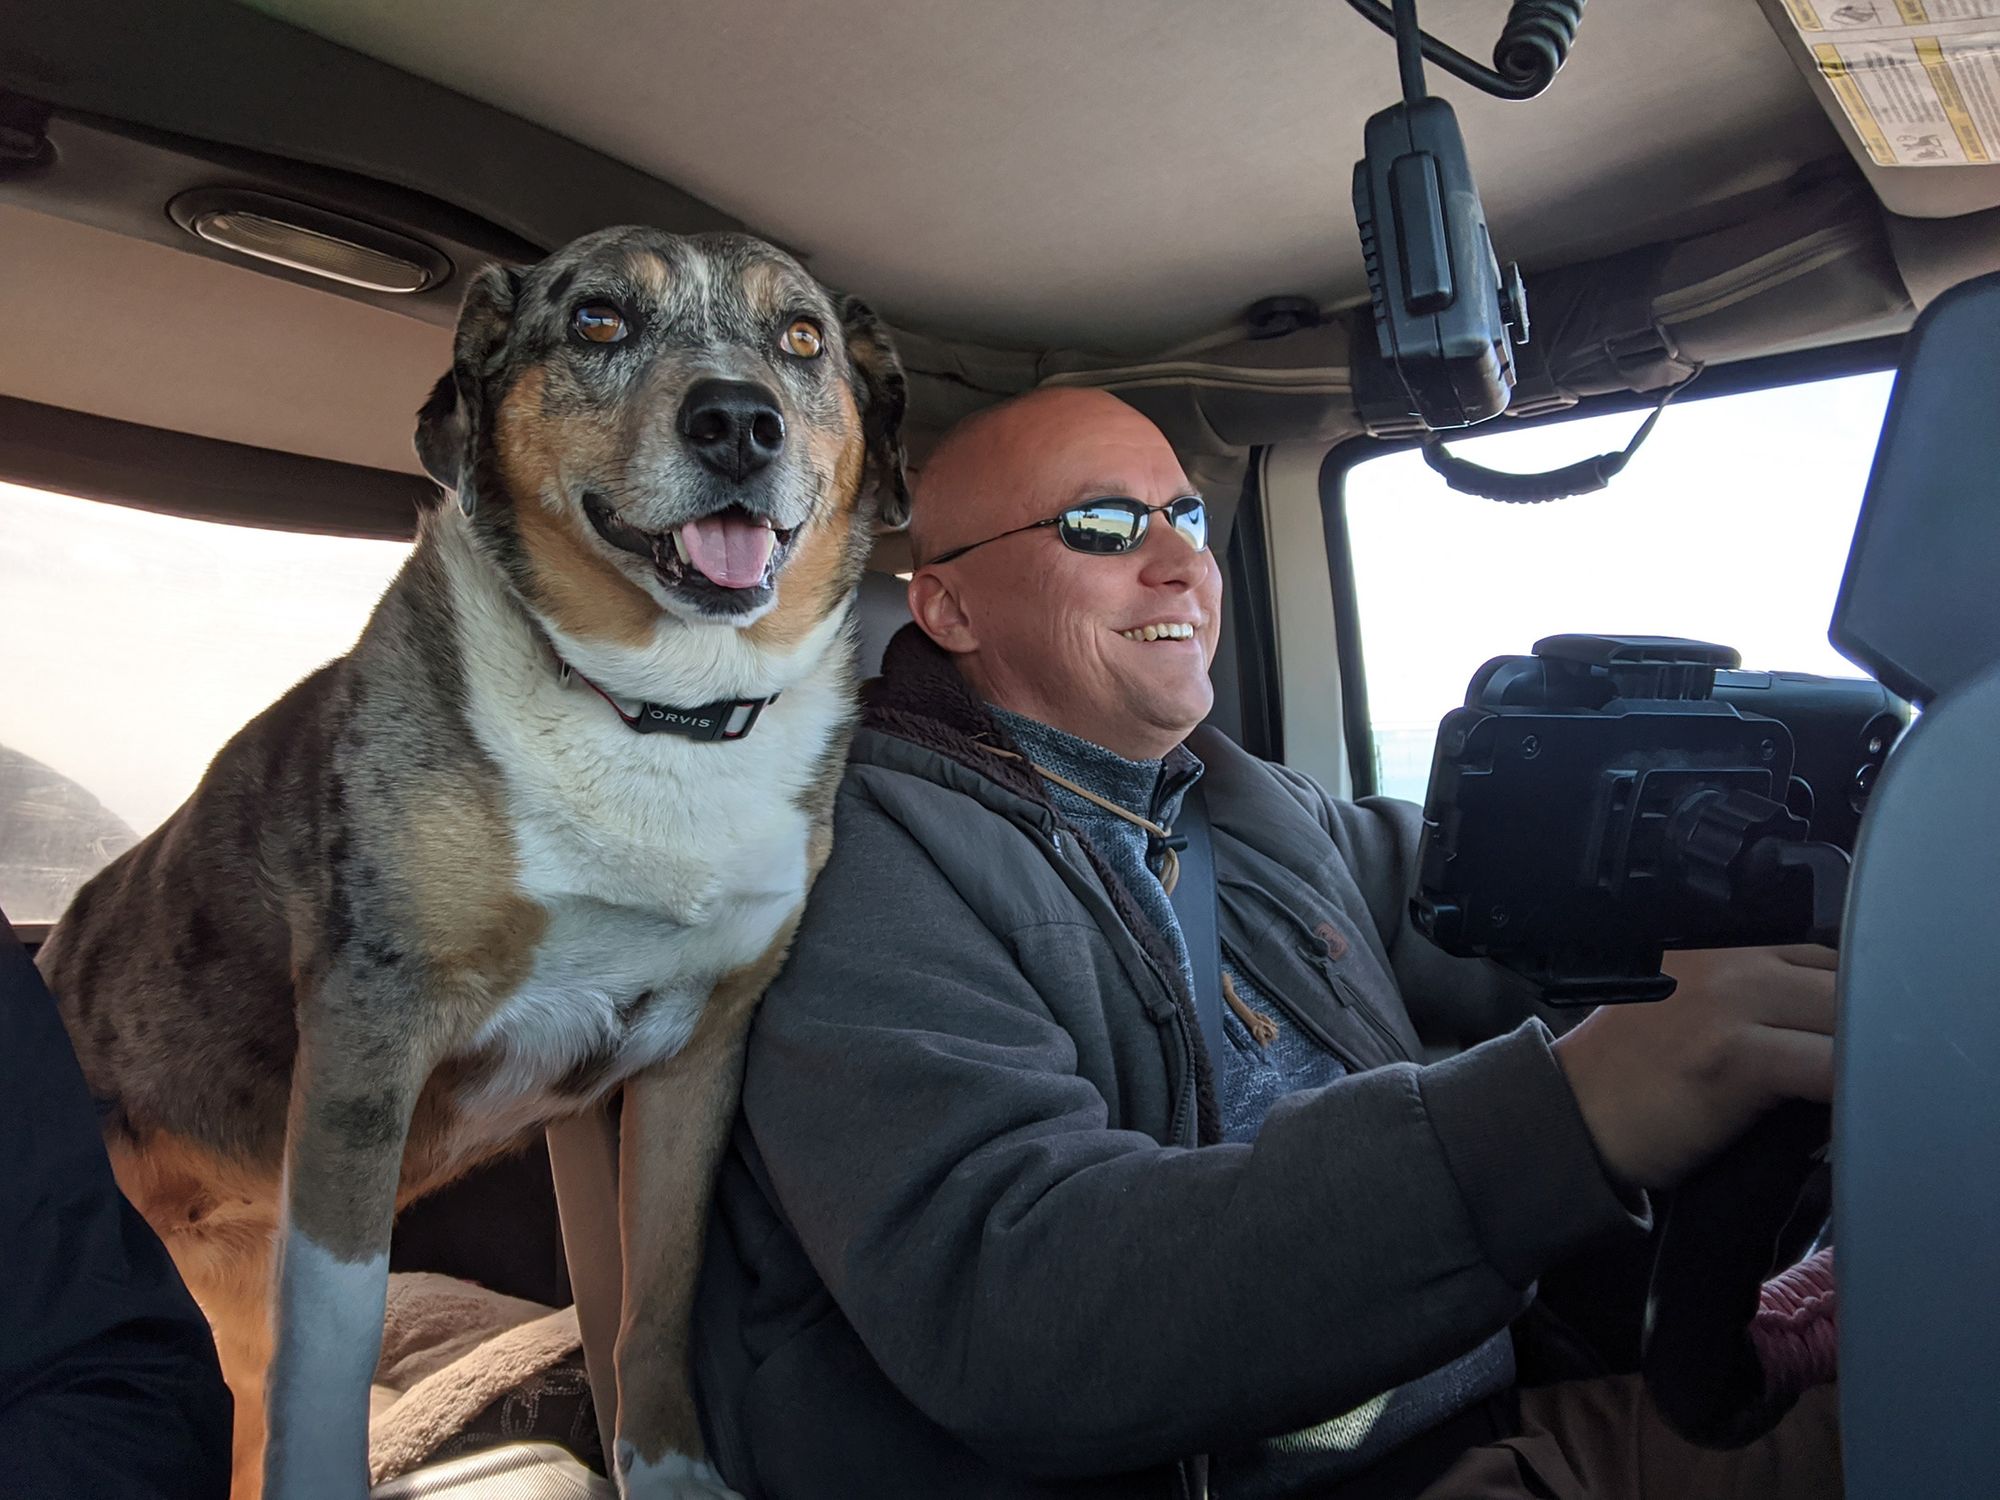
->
[256, 0, 1839, 352]
[4, 2, 1849, 487]
[0, 204, 448, 474]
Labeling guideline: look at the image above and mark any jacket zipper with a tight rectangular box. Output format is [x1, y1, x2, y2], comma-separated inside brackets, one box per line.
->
[1038, 828, 1202, 1147]
[1164, 1003, 1198, 1148]
[1216, 873, 1417, 1066]
[1320, 959, 1414, 1063]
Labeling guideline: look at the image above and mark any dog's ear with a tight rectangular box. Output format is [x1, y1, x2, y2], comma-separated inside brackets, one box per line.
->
[413, 372, 465, 496]
[839, 296, 911, 530]
[413, 262, 527, 511]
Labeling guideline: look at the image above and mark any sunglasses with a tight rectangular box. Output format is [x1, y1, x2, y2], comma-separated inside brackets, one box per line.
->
[924, 495, 1208, 567]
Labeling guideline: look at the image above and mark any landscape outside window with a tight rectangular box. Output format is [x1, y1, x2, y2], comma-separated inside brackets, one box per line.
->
[0, 482, 408, 925]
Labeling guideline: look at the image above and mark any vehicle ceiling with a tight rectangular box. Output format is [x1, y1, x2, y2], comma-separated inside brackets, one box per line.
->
[0, 0, 1970, 522]
[248, 0, 1837, 353]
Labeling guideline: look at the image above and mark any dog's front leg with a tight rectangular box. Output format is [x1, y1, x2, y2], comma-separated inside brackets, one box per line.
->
[611, 943, 790, 1500]
[262, 988, 435, 1500]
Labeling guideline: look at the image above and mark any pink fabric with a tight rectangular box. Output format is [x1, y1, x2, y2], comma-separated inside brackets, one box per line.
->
[1751, 1247, 1838, 1398]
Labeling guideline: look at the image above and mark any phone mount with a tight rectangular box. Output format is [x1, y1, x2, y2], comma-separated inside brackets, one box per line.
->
[1412, 634, 1905, 1003]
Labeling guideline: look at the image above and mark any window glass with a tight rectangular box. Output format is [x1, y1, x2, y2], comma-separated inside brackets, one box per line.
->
[1, 482, 409, 925]
[1341, 371, 1895, 803]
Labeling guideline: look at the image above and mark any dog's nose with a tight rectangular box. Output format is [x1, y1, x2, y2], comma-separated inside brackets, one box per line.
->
[679, 379, 786, 481]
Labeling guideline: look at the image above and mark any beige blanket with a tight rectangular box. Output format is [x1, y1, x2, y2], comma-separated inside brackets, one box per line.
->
[368, 1272, 584, 1486]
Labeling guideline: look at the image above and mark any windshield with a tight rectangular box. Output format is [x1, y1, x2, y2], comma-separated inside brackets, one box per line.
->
[1340, 370, 1895, 801]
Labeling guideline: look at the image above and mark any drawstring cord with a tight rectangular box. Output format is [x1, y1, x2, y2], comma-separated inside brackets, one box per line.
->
[992, 748, 1182, 894]
[1223, 972, 1279, 1048]
[991, 748, 1280, 1046]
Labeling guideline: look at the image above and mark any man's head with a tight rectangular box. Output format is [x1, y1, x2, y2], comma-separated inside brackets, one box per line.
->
[907, 387, 1221, 760]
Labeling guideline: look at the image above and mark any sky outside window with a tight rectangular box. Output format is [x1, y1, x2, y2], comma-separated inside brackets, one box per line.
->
[1343, 371, 1895, 802]
[0, 483, 409, 922]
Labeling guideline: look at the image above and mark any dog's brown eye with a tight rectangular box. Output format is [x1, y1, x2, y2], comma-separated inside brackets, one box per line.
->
[781, 318, 823, 359]
[572, 303, 628, 344]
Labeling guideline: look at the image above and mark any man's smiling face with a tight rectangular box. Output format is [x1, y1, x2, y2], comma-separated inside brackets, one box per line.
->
[908, 388, 1222, 760]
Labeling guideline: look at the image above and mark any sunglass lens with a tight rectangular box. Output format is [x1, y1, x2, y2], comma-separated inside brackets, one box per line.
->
[1059, 502, 1145, 554]
[1170, 497, 1209, 551]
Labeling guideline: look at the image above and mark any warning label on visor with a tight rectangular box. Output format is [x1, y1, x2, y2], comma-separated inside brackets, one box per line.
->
[1782, 1, 2000, 166]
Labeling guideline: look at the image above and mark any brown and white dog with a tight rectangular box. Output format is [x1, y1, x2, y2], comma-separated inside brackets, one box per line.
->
[38, 227, 907, 1500]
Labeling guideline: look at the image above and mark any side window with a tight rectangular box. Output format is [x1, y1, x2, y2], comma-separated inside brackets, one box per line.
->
[0, 482, 408, 926]
[1336, 371, 1896, 802]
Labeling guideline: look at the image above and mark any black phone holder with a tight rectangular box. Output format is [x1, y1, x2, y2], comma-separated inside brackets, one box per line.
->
[1412, 634, 1905, 1004]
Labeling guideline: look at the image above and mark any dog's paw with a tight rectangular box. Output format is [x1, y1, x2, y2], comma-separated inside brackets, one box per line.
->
[613, 1442, 743, 1500]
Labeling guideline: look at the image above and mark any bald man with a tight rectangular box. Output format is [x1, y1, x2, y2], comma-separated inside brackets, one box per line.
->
[692, 389, 1841, 1499]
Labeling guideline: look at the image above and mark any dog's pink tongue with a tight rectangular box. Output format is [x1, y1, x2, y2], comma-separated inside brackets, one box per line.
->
[678, 514, 775, 589]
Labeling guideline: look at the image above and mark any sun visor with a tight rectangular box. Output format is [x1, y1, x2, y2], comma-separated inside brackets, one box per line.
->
[1754, 0, 2000, 221]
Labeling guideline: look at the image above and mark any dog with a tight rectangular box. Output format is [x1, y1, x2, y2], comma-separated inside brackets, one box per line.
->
[37, 226, 908, 1500]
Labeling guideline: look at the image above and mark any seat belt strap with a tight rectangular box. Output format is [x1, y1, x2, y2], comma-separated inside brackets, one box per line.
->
[545, 1106, 624, 1464]
[1167, 783, 1226, 1064]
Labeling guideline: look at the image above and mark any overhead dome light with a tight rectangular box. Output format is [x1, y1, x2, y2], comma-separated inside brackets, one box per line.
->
[168, 189, 450, 295]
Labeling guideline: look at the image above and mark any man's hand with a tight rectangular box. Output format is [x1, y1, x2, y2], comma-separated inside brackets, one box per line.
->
[1552, 945, 1838, 1192]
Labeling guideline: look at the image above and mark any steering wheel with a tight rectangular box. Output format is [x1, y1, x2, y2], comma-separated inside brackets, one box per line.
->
[1639, 1098, 1833, 1448]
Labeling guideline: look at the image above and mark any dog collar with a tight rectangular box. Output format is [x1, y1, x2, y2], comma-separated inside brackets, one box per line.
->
[558, 659, 777, 741]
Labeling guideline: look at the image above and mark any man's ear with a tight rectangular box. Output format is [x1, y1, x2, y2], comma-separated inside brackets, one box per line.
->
[412, 262, 526, 512]
[839, 295, 911, 529]
[907, 568, 977, 655]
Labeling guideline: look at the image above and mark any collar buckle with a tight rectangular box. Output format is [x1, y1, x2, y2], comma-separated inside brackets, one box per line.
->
[627, 693, 776, 741]
[556, 652, 776, 741]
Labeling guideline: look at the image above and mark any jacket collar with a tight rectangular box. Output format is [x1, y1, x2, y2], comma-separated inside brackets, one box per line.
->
[860, 623, 1221, 1142]
[861, 624, 1049, 806]
[861, 623, 1203, 808]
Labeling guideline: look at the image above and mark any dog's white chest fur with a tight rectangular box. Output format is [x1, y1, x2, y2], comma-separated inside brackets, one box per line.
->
[440, 528, 847, 1145]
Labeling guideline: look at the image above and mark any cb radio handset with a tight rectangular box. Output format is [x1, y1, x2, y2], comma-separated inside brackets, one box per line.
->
[1350, 0, 1553, 430]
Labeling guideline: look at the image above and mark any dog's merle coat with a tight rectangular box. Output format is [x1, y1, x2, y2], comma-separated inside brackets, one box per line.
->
[40, 227, 907, 1500]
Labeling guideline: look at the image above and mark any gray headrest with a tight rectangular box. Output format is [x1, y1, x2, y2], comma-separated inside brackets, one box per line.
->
[855, 569, 913, 678]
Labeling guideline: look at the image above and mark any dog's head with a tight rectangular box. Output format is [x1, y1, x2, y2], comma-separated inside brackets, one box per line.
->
[416, 228, 907, 651]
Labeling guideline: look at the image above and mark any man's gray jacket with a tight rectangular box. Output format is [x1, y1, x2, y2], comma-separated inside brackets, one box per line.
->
[695, 627, 1645, 1498]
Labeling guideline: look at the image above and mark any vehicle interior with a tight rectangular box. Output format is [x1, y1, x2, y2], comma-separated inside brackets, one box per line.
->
[4, 0, 1997, 1494]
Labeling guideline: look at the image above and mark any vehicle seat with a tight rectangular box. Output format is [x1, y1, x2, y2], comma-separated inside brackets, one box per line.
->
[855, 567, 911, 678]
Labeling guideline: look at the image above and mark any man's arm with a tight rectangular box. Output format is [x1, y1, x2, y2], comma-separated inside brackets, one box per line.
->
[740, 786, 1640, 1479]
[1, 919, 233, 1500]
[1264, 762, 1840, 1197]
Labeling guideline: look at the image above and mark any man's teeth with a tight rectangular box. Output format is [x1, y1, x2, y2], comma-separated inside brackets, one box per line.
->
[1120, 622, 1196, 642]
